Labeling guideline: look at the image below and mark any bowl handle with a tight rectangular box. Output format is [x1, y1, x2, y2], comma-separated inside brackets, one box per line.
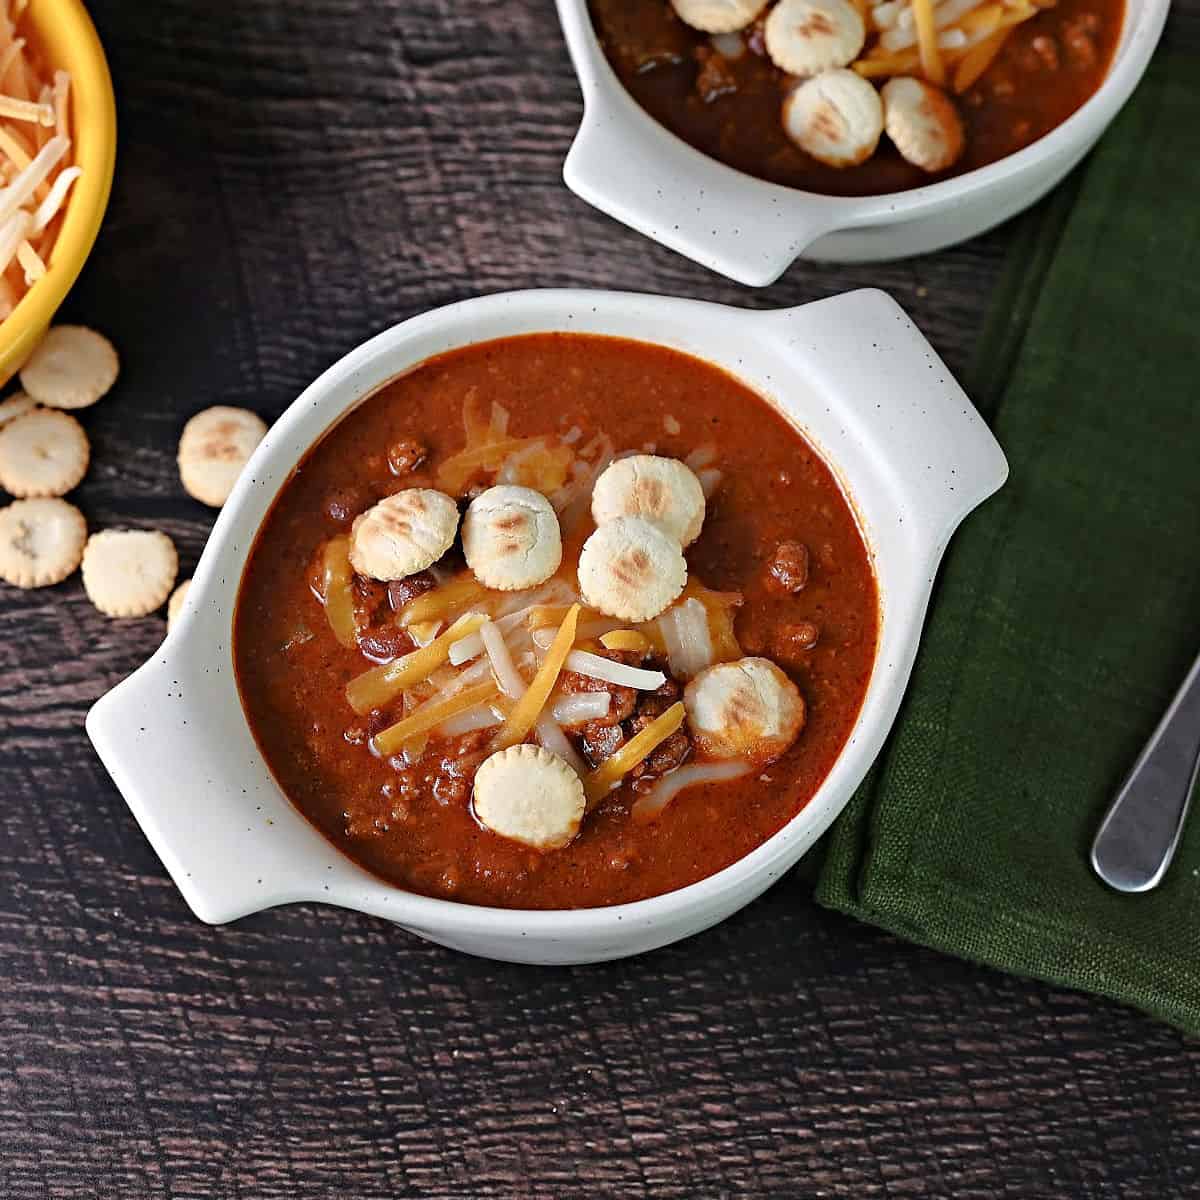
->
[557, 2, 845, 289]
[563, 117, 844, 287]
[757, 289, 1009, 539]
[87, 646, 349, 924]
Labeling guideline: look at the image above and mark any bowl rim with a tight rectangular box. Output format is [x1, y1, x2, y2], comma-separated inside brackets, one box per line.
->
[556, 0, 1169, 248]
[0, 0, 117, 377]
[89, 287, 1007, 942]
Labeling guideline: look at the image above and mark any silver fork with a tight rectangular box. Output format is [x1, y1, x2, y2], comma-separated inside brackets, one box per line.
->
[1091, 650, 1200, 893]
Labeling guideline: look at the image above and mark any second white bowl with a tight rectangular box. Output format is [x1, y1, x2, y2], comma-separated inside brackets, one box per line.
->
[557, 0, 1168, 282]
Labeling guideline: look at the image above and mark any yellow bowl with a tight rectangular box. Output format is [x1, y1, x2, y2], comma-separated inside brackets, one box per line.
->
[0, 0, 116, 386]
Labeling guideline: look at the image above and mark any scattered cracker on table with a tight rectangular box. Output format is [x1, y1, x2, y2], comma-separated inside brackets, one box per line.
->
[167, 577, 191, 632]
[0, 497, 87, 588]
[20, 325, 120, 410]
[81, 529, 178, 617]
[0, 407, 89, 497]
[178, 405, 268, 507]
[0, 392, 37, 428]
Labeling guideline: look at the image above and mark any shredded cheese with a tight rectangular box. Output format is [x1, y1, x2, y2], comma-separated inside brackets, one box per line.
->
[658, 597, 714, 680]
[14, 233, 40, 283]
[0, 93, 50, 125]
[631, 760, 753, 823]
[853, 0, 1036, 86]
[462, 390, 488, 442]
[0, 122, 28, 170]
[52, 69, 67, 140]
[372, 679, 498, 757]
[491, 604, 580, 752]
[660, 580, 743, 664]
[398, 574, 487, 627]
[0, 38, 24, 96]
[499, 441, 574, 493]
[854, 48, 922, 75]
[534, 711, 588, 776]
[317, 536, 357, 649]
[345, 612, 486, 715]
[563, 649, 666, 691]
[436, 436, 535, 494]
[0, 133, 66, 225]
[599, 629, 652, 654]
[911, 0, 945, 83]
[551, 691, 612, 725]
[529, 602, 601, 630]
[407, 618, 442, 648]
[584, 701, 686, 809]
[436, 701, 505, 738]
[29, 161, 74, 231]
[953, 26, 1013, 90]
[482, 619, 527, 699]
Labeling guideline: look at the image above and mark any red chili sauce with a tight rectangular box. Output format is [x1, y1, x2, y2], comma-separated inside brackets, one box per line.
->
[234, 334, 879, 909]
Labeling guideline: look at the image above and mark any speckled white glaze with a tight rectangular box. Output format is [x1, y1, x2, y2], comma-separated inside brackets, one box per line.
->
[556, 0, 1168, 283]
[87, 288, 1007, 964]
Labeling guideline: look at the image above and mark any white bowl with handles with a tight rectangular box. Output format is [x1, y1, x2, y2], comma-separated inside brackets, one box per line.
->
[87, 288, 1007, 964]
[556, 0, 1168, 283]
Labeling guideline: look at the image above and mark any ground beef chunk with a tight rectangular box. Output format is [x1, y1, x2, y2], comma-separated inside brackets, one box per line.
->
[1063, 12, 1099, 67]
[566, 651, 694, 777]
[433, 768, 471, 808]
[356, 626, 413, 662]
[627, 715, 692, 785]
[634, 672, 683, 721]
[344, 778, 414, 839]
[430, 731, 491, 807]
[353, 574, 388, 619]
[388, 570, 436, 612]
[325, 485, 370, 524]
[649, 671, 681, 701]
[1030, 34, 1060, 69]
[367, 708, 393, 738]
[387, 439, 428, 477]
[581, 721, 626, 767]
[771, 621, 820, 665]
[766, 540, 810, 594]
[621, 671, 693, 788]
[693, 47, 737, 103]
[353, 575, 412, 660]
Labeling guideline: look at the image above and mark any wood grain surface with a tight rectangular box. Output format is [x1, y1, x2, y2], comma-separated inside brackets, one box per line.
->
[2, 2, 1198, 1196]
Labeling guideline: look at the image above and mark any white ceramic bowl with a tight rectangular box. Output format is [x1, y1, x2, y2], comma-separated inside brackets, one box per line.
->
[557, 0, 1168, 282]
[87, 288, 1007, 964]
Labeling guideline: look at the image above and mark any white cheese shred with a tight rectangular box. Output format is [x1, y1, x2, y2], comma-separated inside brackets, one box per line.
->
[0, 133, 67, 226]
[30, 162, 77, 233]
[658, 598, 714, 680]
[551, 691, 612, 725]
[535, 712, 588, 777]
[482, 619, 527, 699]
[563, 649, 667, 691]
[0, 93, 52, 126]
[631, 760, 753, 823]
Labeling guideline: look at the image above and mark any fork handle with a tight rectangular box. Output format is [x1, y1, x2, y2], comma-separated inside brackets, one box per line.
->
[1091, 650, 1200, 892]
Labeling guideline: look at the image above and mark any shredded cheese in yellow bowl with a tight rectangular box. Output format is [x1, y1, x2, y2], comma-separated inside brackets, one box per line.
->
[0, 0, 115, 387]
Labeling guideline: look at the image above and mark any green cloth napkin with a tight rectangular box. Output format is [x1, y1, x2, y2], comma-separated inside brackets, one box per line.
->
[815, 55, 1200, 1037]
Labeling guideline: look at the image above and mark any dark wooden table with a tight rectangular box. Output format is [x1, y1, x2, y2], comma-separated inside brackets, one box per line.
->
[2, 3, 1197, 1196]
